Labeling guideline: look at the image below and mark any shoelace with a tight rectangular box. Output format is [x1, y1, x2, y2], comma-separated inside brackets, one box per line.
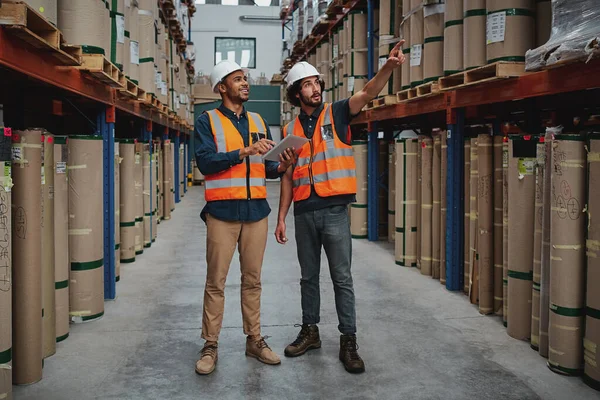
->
[344, 340, 361, 361]
[290, 324, 310, 347]
[200, 344, 218, 359]
[256, 336, 272, 350]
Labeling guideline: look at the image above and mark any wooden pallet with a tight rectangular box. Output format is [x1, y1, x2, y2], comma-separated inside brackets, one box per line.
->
[416, 81, 440, 98]
[396, 87, 418, 102]
[439, 61, 529, 91]
[0, 1, 81, 66]
[118, 78, 139, 100]
[76, 54, 124, 88]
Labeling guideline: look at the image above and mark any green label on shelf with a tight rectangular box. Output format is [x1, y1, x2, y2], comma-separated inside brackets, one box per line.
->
[518, 158, 535, 176]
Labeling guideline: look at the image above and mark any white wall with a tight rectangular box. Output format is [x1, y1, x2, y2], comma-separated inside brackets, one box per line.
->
[191, 5, 282, 81]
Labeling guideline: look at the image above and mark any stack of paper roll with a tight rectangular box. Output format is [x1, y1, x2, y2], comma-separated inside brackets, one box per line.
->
[378, 141, 388, 238]
[134, 143, 144, 255]
[377, 0, 400, 96]
[493, 136, 504, 315]
[416, 137, 422, 269]
[119, 140, 136, 263]
[432, 134, 441, 279]
[388, 142, 396, 243]
[420, 137, 433, 276]
[128, 0, 140, 84]
[42, 133, 56, 359]
[477, 133, 493, 315]
[507, 135, 536, 341]
[180, 144, 185, 199]
[53, 137, 69, 343]
[531, 139, 545, 350]
[123, 0, 130, 78]
[12, 129, 43, 385]
[152, 149, 158, 242]
[405, 138, 418, 267]
[345, 11, 369, 96]
[138, 0, 156, 95]
[163, 141, 172, 221]
[24, 0, 58, 25]
[401, 0, 411, 90]
[351, 140, 368, 239]
[409, 0, 424, 87]
[115, 144, 121, 281]
[444, 0, 463, 75]
[157, 143, 164, 222]
[486, 0, 535, 64]
[143, 143, 152, 249]
[463, 138, 471, 293]
[469, 137, 479, 304]
[110, 0, 125, 71]
[539, 129, 552, 356]
[548, 134, 586, 376]
[440, 133, 448, 284]
[58, 0, 110, 57]
[502, 138, 509, 325]
[0, 128, 12, 399]
[394, 139, 405, 265]
[585, 133, 600, 389]
[392, 0, 403, 93]
[69, 136, 104, 324]
[463, 0, 486, 70]
[423, 3, 445, 84]
[170, 142, 175, 212]
[536, 0, 552, 47]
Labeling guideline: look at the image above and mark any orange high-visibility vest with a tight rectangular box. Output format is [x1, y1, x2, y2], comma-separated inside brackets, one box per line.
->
[283, 103, 357, 202]
[204, 109, 267, 201]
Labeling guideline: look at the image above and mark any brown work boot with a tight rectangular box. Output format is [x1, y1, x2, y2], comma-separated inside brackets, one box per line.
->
[339, 334, 365, 373]
[246, 336, 281, 365]
[195, 341, 218, 375]
[284, 324, 321, 357]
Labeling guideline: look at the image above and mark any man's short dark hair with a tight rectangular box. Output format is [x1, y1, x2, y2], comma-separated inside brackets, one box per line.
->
[286, 78, 325, 108]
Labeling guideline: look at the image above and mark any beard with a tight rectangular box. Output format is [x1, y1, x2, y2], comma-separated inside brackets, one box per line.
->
[227, 87, 249, 103]
[299, 91, 322, 107]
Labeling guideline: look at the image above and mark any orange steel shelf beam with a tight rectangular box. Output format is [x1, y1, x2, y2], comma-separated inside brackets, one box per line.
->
[352, 58, 600, 125]
[0, 29, 191, 134]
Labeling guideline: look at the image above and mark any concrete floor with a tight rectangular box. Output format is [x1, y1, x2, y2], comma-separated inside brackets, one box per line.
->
[14, 183, 600, 400]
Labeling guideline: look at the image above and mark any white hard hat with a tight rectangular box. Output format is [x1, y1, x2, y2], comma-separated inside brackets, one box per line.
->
[210, 60, 246, 93]
[285, 61, 322, 88]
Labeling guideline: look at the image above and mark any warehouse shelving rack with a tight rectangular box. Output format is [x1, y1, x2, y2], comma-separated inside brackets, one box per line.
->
[0, 23, 193, 300]
[281, 0, 600, 292]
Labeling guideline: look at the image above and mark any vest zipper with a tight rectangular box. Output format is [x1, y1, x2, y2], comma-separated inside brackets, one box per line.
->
[246, 154, 251, 200]
[308, 139, 315, 185]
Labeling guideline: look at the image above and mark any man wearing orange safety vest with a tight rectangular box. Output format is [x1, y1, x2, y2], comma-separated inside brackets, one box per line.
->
[194, 60, 296, 375]
[275, 40, 407, 373]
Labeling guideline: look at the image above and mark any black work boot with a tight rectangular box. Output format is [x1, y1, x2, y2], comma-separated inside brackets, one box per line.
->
[284, 324, 321, 357]
[339, 334, 365, 373]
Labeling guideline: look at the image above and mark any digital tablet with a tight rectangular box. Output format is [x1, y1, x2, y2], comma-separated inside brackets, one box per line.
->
[261, 135, 310, 162]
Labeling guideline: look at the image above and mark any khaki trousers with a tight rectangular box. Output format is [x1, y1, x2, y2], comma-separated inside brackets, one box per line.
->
[201, 214, 268, 342]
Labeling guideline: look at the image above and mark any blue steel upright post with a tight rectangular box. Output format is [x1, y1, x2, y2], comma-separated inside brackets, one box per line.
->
[103, 105, 116, 300]
[184, 134, 188, 194]
[174, 131, 181, 203]
[445, 108, 465, 291]
[367, 0, 379, 241]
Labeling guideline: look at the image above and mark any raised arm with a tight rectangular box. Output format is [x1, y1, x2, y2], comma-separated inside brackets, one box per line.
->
[348, 40, 406, 116]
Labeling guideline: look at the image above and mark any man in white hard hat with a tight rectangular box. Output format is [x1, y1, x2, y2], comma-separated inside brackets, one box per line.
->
[274, 41, 406, 373]
[194, 59, 296, 375]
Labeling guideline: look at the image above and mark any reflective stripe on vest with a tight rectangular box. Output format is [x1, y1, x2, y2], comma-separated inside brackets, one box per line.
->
[204, 109, 267, 201]
[288, 103, 357, 202]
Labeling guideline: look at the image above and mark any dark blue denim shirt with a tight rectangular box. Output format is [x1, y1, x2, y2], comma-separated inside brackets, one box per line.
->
[194, 103, 282, 223]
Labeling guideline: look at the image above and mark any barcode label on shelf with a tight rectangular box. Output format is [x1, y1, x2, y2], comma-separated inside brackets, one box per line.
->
[11, 147, 21, 162]
[131, 41, 140, 65]
[378, 57, 387, 71]
[487, 12, 506, 44]
[333, 45, 339, 59]
[161, 82, 168, 96]
[41, 166, 45, 185]
[56, 162, 67, 175]
[117, 15, 125, 44]
[348, 77, 355, 93]
[410, 44, 422, 67]
[135, 153, 141, 164]
[518, 158, 535, 176]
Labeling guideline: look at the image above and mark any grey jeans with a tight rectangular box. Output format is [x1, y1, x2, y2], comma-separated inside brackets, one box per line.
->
[294, 205, 356, 335]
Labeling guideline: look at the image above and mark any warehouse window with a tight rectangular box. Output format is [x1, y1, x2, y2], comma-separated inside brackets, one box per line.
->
[214, 37, 256, 69]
